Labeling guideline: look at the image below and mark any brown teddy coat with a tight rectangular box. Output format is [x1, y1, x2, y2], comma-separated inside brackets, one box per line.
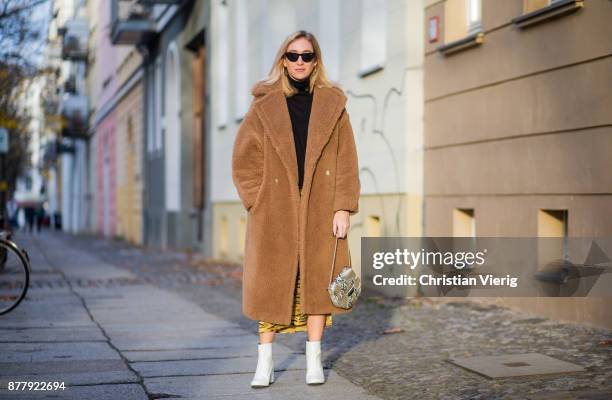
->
[232, 78, 360, 325]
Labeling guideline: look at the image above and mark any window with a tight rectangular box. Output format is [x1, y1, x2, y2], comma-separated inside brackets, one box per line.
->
[453, 208, 475, 237]
[217, 0, 229, 127]
[525, 0, 568, 11]
[538, 209, 568, 238]
[439, 0, 485, 55]
[192, 46, 205, 213]
[234, 0, 249, 119]
[444, 0, 482, 43]
[261, 0, 295, 79]
[147, 64, 155, 153]
[466, 0, 482, 34]
[516, 0, 583, 28]
[360, 0, 386, 77]
[537, 209, 569, 266]
[523, 0, 550, 13]
[318, 0, 340, 81]
[154, 56, 164, 152]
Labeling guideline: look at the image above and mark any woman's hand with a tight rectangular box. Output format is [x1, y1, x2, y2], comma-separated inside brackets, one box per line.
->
[332, 210, 350, 238]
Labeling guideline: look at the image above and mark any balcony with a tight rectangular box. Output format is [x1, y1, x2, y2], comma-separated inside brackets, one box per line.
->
[60, 18, 88, 61]
[59, 94, 89, 139]
[63, 76, 77, 94]
[111, 0, 156, 45]
[42, 138, 77, 167]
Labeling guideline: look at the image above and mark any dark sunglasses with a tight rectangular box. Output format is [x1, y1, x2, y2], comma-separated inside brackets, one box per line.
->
[284, 51, 316, 63]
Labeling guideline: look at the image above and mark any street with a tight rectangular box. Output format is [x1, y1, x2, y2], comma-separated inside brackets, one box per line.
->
[0, 230, 611, 399]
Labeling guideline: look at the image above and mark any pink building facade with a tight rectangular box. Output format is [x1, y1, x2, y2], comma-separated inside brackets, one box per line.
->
[95, 115, 117, 236]
[91, 0, 118, 236]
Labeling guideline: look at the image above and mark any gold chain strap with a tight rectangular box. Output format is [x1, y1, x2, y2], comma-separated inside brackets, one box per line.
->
[329, 234, 352, 286]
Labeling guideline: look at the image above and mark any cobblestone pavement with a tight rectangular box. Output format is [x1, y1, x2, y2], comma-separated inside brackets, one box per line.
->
[16, 230, 612, 400]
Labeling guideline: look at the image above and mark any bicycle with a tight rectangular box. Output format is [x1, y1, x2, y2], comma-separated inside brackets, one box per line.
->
[0, 230, 31, 315]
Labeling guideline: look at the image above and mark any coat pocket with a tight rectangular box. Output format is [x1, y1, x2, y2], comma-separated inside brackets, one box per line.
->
[248, 174, 267, 214]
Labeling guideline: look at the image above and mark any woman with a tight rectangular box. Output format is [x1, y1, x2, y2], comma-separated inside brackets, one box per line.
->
[231, 30, 360, 388]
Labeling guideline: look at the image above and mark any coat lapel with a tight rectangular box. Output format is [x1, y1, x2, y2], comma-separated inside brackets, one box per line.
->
[255, 82, 347, 196]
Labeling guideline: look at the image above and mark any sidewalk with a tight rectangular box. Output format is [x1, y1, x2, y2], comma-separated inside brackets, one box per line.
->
[2, 230, 611, 399]
[0, 231, 380, 399]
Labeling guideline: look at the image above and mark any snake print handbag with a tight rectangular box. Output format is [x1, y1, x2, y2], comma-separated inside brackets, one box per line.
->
[327, 234, 361, 309]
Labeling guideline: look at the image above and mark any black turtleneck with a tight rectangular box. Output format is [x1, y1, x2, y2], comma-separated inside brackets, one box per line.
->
[286, 74, 313, 192]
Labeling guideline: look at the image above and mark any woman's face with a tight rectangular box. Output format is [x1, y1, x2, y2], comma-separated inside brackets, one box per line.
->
[283, 37, 317, 81]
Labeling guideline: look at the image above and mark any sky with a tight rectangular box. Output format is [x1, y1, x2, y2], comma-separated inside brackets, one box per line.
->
[0, 0, 52, 69]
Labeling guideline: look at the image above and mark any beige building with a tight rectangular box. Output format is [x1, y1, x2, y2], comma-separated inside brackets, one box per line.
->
[115, 50, 145, 245]
[424, 0, 612, 328]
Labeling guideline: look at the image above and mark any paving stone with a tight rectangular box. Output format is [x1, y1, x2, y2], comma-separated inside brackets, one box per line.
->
[447, 352, 586, 378]
[143, 369, 380, 399]
[2, 304, 93, 322]
[0, 342, 121, 363]
[110, 334, 258, 352]
[132, 353, 309, 378]
[100, 319, 241, 332]
[102, 327, 248, 342]
[0, 326, 106, 342]
[122, 345, 299, 362]
[0, 359, 138, 386]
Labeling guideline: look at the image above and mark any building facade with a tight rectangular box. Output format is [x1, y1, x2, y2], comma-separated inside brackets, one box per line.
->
[44, 0, 91, 234]
[424, 0, 612, 328]
[105, 0, 208, 250]
[91, 0, 119, 237]
[115, 50, 145, 245]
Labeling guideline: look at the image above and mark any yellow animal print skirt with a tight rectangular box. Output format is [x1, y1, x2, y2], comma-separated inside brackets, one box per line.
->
[258, 268, 332, 334]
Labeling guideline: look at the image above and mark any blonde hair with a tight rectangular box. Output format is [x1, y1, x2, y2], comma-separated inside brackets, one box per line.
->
[261, 30, 338, 97]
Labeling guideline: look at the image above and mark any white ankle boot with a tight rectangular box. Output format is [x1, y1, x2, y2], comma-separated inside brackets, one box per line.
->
[251, 342, 275, 388]
[305, 340, 325, 385]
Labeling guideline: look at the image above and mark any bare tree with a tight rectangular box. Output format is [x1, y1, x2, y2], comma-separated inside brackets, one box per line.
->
[0, 62, 31, 195]
[0, 0, 48, 70]
[0, 0, 47, 197]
